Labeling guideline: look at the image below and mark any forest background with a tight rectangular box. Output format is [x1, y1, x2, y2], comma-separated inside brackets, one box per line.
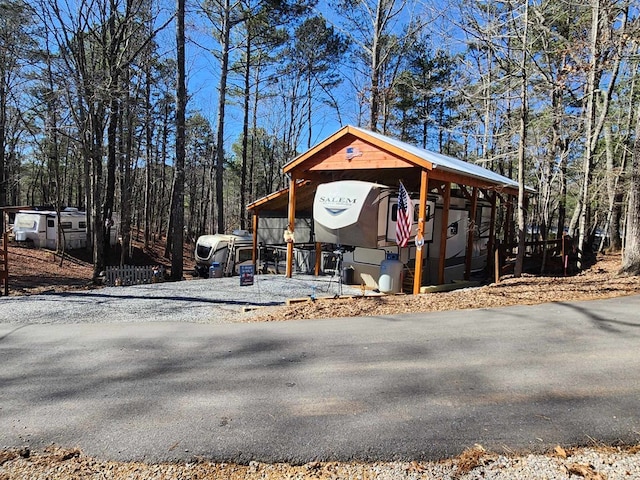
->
[0, 0, 639, 281]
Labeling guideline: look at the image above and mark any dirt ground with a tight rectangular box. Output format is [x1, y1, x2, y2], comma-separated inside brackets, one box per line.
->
[247, 253, 640, 323]
[3, 235, 196, 296]
[1, 242, 640, 478]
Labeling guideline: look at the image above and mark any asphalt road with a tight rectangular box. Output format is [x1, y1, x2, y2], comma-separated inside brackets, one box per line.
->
[1, 295, 640, 464]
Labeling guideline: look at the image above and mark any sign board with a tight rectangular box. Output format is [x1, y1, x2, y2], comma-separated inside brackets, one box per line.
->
[239, 264, 254, 286]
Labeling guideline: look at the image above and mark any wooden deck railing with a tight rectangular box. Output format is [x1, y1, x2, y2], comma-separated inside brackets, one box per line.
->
[0, 232, 8, 296]
[494, 237, 572, 283]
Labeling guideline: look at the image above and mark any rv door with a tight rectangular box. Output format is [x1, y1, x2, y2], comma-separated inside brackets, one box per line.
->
[46, 216, 57, 250]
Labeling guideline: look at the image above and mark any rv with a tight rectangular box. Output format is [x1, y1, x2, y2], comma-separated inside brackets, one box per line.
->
[313, 180, 491, 286]
[12, 208, 119, 250]
[194, 230, 254, 277]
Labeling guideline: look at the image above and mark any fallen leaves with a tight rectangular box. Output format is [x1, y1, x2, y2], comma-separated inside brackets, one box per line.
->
[456, 444, 488, 475]
[250, 254, 640, 323]
[566, 462, 608, 479]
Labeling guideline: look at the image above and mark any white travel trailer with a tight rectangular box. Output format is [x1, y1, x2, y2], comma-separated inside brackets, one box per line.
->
[313, 180, 491, 286]
[194, 230, 254, 277]
[12, 208, 118, 250]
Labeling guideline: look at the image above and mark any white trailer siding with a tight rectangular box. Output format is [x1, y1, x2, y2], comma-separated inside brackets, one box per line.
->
[313, 180, 491, 286]
[13, 209, 117, 250]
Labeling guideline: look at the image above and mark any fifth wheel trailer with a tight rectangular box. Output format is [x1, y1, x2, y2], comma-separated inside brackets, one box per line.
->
[313, 180, 491, 286]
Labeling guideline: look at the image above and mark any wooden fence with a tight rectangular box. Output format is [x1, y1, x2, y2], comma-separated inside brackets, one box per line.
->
[104, 265, 165, 287]
[0, 232, 7, 296]
[494, 237, 573, 283]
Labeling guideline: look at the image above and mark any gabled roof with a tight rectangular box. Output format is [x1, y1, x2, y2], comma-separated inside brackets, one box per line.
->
[283, 125, 530, 195]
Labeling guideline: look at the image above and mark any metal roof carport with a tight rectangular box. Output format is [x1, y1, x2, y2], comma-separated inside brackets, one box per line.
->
[248, 125, 526, 294]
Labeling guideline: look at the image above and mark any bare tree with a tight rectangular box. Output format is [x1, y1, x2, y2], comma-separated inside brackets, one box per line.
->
[620, 105, 640, 275]
[171, 0, 186, 280]
[333, 0, 424, 132]
[513, 0, 529, 278]
[0, 0, 36, 226]
[576, 0, 628, 268]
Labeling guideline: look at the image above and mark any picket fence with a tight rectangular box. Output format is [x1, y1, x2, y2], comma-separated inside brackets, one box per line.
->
[104, 265, 165, 287]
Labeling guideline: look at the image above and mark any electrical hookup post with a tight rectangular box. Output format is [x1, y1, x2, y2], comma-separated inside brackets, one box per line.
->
[239, 264, 255, 286]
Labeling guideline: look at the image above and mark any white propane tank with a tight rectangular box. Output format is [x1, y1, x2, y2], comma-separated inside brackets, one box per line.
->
[379, 254, 403, 294]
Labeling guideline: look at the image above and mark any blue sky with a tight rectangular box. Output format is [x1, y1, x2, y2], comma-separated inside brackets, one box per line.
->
[176, 0, 460, 153]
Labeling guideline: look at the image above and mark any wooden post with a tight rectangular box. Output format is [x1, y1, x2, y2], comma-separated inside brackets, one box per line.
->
[562, 232, 567, 277]
[1, 231, 8, 296]
[314, 242, 322, 276]
[494, 242, 501, 283]
[286, 176, 297, 278]
[464, 187, 478, 280]
[413, 169, 429, 294]
[505, 197, 514, 254]
[486, 192, 497, 271]
[438, 182, 451, 284]
[252, 212, 259, 272]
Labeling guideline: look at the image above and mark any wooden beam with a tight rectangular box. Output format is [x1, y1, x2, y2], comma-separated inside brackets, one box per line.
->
[505, 196, 514, 253]
[286, 175, 297, 278]
[465, 187, 478, 280]
[413, 170, 429, 294]
[438, 182, 451, 284]
[458, 185, 472, 201]
[252, 212, 258, 271]
[428, 168, 520, 197]
[315, 242, 322, 276]
[486, 192, 497, 272]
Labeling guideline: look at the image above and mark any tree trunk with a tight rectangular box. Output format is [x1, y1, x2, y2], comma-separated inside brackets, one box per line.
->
[144, 55, 153, 249]
[620, 107, 640, 275]
[513, 1, 528, 278]
[602, 123, 624, 252]
[240, 33, 251, 231]
[0, 71, 6, 214]
[104, 92, 118, 265]
[369, 0, 384, 132]
[170, 0, 186, 280]
[158, 102, 169, 238]
[577, 0, 600, 268]
[90, 124, 105, 280]
[578, 0, 625, 265]
[215, 0, 231, 234]
[120, 70, 134, 266]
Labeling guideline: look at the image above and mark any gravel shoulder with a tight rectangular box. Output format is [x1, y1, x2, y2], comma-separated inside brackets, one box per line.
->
[2, 444, 639, 479]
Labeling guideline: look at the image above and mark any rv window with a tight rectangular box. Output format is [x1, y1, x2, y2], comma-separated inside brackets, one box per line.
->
[61, 222, 73, 230]
[237, 248, 253, 264]
[79, 222, 87, 229]
[391, 204, 420, 222]
[47, 219, 55, 228]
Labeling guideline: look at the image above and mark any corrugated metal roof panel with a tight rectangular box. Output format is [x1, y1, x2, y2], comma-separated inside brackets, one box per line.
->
[349, 126, 528, 191]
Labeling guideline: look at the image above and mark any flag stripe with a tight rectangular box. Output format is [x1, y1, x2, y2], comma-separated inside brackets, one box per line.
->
[396, 182, 413, 248]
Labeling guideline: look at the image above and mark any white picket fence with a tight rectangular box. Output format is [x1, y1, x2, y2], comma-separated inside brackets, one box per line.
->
[104, 265, 165, 287]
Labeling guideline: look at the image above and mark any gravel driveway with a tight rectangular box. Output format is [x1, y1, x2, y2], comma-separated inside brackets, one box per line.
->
[0, 274, 365, 325]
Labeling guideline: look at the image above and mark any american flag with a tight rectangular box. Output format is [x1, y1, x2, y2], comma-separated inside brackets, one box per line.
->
[396, 182, 413, 247]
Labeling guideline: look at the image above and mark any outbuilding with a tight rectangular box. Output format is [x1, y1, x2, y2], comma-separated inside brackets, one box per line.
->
[248, 125, 527, 294]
